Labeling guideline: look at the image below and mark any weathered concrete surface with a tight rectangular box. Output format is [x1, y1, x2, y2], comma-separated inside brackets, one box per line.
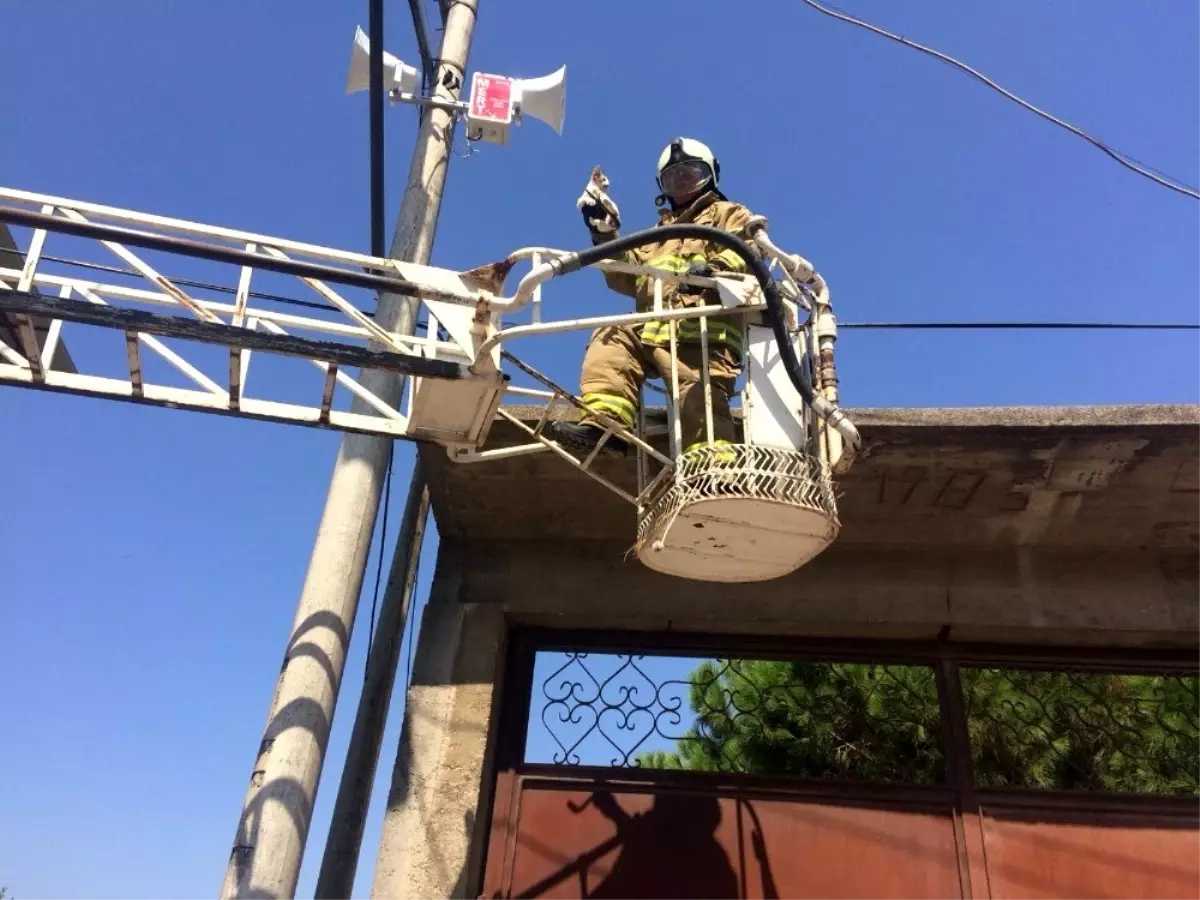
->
[370, 593, 504, 900]
[435, 541, 1198, 647]
[418, 404, 1199, 647]
[424, 404, 1200, 550]
[391, 405, 1197, 900]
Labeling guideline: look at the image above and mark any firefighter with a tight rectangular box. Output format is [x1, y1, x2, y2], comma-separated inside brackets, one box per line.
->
[551, 137, 756, 459]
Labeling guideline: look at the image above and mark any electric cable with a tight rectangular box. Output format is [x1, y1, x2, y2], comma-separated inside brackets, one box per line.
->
[365, 443, 394, 677]
[402, 545, 420, 690]
[0, 246, 371, 316]
[798, 0, 1200, 200]
[8, 233, 1194, 352]
[0, 204, 422, 300]
[840, 321, 1199, 331]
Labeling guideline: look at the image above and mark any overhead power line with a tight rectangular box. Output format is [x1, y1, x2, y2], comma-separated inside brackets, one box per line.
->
[841, 321, 1199, 331]
[5, 251, 1195, 333]
[4, 248, 1195, 333]
[0, 246, 373, 316]
[366, 445, 394, 678]
[798, 0, 1200, 200]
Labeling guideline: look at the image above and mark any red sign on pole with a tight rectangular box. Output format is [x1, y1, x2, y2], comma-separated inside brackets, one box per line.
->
[470, 73, 514, 123]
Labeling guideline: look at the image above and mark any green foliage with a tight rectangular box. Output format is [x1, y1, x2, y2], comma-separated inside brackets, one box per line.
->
[639, 660, 944, 783]
[963, 669, 1200, 794]
[638, 659, 1199, 795]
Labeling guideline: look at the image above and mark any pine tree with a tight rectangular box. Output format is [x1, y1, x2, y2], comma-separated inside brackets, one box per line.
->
[638, 660, 1198, 795]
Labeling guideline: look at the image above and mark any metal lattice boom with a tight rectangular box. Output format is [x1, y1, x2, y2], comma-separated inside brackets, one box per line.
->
[1, 185, 860, 583]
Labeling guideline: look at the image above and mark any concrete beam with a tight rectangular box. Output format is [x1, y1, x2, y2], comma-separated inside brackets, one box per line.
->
[496, 402, 1200, 430]
[436, 540, 1199, 649]
[422, 405, 1200, 549]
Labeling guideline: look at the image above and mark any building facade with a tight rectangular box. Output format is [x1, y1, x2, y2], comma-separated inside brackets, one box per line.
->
[369, 404, 1199, 900]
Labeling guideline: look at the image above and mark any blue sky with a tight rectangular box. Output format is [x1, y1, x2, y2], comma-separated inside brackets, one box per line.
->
[1, 1, 1196, 897]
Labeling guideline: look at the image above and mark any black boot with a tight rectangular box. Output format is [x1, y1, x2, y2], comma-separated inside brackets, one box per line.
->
[548, 421, 630, 458]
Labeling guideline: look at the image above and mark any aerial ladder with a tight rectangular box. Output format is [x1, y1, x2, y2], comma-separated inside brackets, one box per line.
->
[0, 185, 861, 582]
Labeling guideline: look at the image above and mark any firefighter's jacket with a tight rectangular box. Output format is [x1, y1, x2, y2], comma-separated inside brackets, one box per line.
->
[595, 191, 755, 358]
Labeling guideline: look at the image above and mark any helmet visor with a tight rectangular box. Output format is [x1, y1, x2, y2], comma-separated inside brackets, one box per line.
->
[659, 160, 712, 200]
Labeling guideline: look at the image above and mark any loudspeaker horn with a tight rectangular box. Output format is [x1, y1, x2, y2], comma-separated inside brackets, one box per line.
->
[513, 66, 566, 135]
[346, 25, 419, 96]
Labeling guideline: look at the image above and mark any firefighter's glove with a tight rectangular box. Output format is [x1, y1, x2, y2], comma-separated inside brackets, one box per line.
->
[677, 260, 713, 295]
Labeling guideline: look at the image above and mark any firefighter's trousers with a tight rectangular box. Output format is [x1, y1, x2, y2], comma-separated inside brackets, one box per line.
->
[579, 324, 740, 453]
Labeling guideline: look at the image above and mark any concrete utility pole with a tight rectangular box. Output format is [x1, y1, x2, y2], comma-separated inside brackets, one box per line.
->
[313, 461, 430, 898]
[219, 0, 479, 895]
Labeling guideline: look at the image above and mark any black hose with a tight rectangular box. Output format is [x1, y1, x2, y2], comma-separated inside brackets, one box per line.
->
[556, 224, 859, 447]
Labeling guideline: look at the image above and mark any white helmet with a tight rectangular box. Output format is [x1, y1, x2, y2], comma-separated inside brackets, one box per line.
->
[656, 137, 720, 200]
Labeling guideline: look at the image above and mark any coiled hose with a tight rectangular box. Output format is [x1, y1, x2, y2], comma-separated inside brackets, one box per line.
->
[553, 224, 861, 450]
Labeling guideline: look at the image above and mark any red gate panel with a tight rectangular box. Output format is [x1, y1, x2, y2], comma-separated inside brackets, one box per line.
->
[485, 779, 965, 899]
[481, 634, 1200, 900]
[978, 807, 1200, 899]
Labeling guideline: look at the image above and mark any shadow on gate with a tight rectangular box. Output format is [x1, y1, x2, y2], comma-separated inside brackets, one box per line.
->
[513, 791, 779, 899]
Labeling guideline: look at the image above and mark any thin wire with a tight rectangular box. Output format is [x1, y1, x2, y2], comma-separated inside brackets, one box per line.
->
[0, 246, 372, 316]
[840, 321, 1199, 330]
[798, 0, 1200, 200]
[366, 444, 395, 678]
[6, 249, 1193, 332]
[402, 549, 421, 690]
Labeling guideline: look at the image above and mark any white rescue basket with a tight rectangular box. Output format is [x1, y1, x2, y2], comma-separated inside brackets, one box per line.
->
[633, 314, 843, 583]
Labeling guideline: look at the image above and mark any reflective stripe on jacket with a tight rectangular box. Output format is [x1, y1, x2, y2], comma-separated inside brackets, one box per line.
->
[595, 191, 756, 357]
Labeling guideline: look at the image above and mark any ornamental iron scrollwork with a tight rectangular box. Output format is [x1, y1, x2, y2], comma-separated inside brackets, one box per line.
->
[531, 652, 1198, 795]
[961, 668, 1199, 795]
[533, 653, 945, 784]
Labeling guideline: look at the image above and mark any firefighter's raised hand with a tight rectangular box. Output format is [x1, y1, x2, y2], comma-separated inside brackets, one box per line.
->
[577, 166, 621, 237]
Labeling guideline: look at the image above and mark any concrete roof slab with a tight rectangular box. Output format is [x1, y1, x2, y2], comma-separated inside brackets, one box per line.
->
[421, 404, 1199, 551]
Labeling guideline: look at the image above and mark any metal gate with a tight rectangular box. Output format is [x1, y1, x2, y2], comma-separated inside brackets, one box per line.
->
[481, 631, 1199, 899]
